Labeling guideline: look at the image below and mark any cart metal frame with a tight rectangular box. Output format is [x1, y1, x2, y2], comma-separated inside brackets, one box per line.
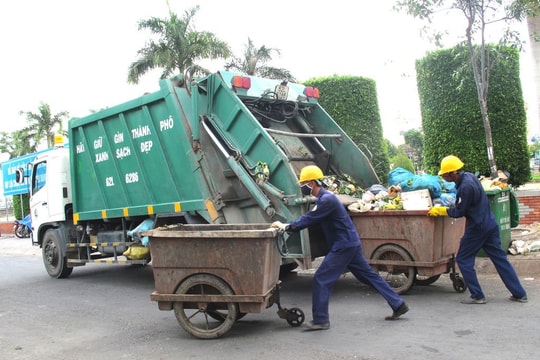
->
[350, 210, 467, 294]
[145, 224, 304, 339]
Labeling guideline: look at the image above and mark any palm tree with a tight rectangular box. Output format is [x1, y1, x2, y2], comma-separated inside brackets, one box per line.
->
[128, 5, 232, 84]
[225, 38, 296, 82]
[0, 129, 35, 158]
[19, 102, 68, 149]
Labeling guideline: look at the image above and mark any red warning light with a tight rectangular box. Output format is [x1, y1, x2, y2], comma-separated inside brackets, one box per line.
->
[304, 86, 320, 99]
[232, 76, 251, 89]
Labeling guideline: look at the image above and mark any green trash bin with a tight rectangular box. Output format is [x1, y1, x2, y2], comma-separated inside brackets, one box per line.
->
[477, 188, 514, 257]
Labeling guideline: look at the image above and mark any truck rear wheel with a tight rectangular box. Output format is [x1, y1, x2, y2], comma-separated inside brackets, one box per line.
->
[42, 229, 73, 279]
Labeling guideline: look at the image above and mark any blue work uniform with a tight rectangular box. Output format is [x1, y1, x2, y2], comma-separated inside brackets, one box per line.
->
[287, 188, 404, 324]
[448, 172, 526, 300]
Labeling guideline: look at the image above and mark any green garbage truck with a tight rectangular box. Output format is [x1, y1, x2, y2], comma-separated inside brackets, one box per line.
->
[18, 70, 379, 278]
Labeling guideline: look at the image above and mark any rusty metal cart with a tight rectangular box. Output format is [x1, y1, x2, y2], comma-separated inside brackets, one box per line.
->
[145, 224, 304, 339]
[349, 210, 467, 294]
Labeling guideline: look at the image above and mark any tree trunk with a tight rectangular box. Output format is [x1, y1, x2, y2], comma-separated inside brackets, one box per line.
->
[479, 98, 498, 178]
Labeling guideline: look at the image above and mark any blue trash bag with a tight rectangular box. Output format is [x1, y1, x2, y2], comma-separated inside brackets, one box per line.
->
[127, 218, 154, 246]
[388, 167, 443, 198]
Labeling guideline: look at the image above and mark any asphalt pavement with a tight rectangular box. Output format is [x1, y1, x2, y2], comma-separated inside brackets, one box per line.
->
[1, 238, 539, 360]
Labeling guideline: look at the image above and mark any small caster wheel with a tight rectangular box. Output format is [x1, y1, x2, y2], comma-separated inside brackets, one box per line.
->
[452, 274, 467, 293]
[286, 307, 305, 327]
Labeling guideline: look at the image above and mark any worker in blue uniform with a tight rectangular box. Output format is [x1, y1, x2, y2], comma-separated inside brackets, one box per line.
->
[429, 155, 528, 304]
[272, 165, 409, 331]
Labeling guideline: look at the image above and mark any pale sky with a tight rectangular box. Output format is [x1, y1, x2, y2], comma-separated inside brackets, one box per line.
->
[0, 0, 537, 148]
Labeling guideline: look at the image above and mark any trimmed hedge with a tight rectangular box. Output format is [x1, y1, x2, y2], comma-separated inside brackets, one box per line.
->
[304, 75, 389, 184]
[416, 45, 530, 186]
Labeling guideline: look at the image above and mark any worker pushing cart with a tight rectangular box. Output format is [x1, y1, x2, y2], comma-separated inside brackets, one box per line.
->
[272, 165, 409, 331]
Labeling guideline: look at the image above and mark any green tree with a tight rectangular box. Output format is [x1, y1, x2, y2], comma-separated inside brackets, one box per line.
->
[391, 149, 415, 174]
[304, 75, 389, 183]
[0, 128, 35, 158]
[385, 139, 399, 159]
[403, 128, 424, 171]
[0, 102, 68, 159]
[128, 5, 232, 84]
[395, 0, 540, 178]
[530, 141, 540, 158]
[19, 102, 68, 149]
[417, 46, 530, 185]
[12, 193, 30, 220]
[224, 38, 296, 81]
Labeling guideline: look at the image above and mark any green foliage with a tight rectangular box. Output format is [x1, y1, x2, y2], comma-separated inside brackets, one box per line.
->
[402, 129, 424, 170]
[385, 139, 398, 158]
[303, 75, 389, 184]
[12, 194, 30, 220]
[530, 141, 540, 158]
[128, 5, 232, 83]
[417, 45, 530, 186]
[391, 150, 415, 173]
[1, 102, 69, 159]
[224, 38, 296, 82]
[19, 102, 68, 149]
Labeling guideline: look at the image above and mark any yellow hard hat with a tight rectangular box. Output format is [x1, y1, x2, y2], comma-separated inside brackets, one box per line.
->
[299, 165, 324, 183]
[438, 155, 464, 175]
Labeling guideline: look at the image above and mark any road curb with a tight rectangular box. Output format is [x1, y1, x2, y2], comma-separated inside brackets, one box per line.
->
[475, 254, 540, 277]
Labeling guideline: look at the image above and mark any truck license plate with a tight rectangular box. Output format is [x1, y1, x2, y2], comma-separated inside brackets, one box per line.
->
[275, 84, 289, 100]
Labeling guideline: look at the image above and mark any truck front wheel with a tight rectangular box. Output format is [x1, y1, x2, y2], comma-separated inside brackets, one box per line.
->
[42, 229, 73, 279]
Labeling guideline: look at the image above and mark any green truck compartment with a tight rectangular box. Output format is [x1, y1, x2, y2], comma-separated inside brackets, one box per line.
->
[68, 71, 379, 262]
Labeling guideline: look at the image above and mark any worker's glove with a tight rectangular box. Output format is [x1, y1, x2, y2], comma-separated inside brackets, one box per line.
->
[270, 221, 289, 232]
[427, 206, 448, 217]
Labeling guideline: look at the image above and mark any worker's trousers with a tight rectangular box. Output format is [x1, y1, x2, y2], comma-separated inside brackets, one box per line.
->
[456, 226, 526, 300]
[312, 245, 404, 324]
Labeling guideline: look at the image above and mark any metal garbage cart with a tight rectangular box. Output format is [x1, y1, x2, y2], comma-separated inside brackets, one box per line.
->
[145, 224, 304, 339]
[349, 210, 467, 294]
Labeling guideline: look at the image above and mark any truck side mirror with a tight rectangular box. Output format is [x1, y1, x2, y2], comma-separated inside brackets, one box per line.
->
[15, 168, 25, 183]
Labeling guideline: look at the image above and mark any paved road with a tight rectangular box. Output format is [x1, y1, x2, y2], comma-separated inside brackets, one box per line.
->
[1, 236, 539, 360]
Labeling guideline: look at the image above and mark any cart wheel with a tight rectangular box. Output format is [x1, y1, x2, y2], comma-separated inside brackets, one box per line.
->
[286, 307, 305, 327]
[207, 311, 246, 322]
[371, 244, 415, 294]
[414, 274, 441, 286]
[451, 274, 467, 293]
[173, 274, 239, 339]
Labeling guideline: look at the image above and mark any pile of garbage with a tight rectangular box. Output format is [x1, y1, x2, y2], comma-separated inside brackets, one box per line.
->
[328, 167, 511, 213]
[327, 167, 456, 213]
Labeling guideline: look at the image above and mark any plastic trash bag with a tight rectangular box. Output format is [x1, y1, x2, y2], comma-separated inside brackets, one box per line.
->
[389, 167, 443, 198]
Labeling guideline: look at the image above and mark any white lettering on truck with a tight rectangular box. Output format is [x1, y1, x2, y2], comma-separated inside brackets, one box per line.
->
[114, 132, 124, 144]
[132, 125, 151, 139]
[94, 137, 103, 149]
[95, 152, 109, 163]
[160, 116, 174, 131]
[116, 147, 131, 159]
[105, 176, 115, 187]
[140, 141, 153, 153]
[125, 172, 139, 183]
[76, 142, 85, 154]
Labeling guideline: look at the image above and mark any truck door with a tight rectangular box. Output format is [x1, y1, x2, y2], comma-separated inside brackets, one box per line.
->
[29, 160, 50, 233]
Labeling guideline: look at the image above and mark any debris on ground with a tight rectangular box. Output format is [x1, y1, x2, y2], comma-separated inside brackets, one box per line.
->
[509, 223, 540, 255]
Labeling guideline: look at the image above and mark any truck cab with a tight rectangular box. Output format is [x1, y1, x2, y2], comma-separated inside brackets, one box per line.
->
[28, 137, 73, 247]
